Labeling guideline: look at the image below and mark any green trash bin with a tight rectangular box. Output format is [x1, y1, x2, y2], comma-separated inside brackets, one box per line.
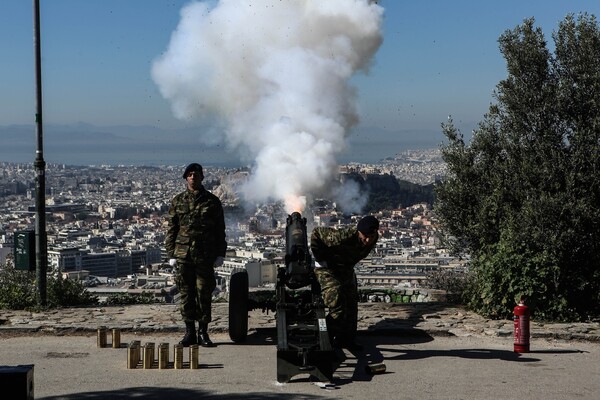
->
[13, 230, 35, 271]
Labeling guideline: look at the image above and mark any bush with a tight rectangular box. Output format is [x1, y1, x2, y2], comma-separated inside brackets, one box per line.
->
[0, 262, 98, 310]
[0, 265, 37, 310]
[48, 277, 98, 307]
[425, 269, 472, 304]
[104, 292, 160, 305]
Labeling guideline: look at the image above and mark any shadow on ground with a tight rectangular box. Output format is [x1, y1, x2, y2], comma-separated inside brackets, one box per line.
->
[40, 388, 327, 400]
[361, 301, 476, 337]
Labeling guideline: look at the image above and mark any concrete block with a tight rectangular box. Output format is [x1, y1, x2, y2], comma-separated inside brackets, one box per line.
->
[0, 364, 34, 400]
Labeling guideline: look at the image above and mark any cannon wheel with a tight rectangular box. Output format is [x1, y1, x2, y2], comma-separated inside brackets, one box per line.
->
[228, 270, 249, 343]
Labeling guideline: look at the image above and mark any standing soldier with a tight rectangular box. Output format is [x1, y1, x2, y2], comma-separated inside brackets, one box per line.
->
[166, 163, 227, 347]
[310, 215, 379, 351]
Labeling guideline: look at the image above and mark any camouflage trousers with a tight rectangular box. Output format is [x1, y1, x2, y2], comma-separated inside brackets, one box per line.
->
[176, 261, 216, 324]
[315, 267, 359, 341]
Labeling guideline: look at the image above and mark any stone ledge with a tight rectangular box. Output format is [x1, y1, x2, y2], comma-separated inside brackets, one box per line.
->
[1, 302, 598, 342]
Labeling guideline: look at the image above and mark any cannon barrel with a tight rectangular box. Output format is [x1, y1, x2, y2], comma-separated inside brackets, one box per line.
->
[283, 211, 312, 289]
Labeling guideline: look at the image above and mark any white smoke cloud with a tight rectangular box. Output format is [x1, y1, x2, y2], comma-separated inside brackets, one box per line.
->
[331, 179, 369, 215]
[152, 0, 383, 213]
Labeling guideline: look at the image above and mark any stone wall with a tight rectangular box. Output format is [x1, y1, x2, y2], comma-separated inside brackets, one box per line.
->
[358, 287, 447, 303]
[245, 287, 448, 306]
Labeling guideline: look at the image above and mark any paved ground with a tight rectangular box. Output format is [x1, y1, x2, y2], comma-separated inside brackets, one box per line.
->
[1, 331, 599, 399]
[1, 302, 599, 399]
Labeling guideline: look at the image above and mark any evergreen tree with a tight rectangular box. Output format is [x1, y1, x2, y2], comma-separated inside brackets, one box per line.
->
[435, 14, 600, 321]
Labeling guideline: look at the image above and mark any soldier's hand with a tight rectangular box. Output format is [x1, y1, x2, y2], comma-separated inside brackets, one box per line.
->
[169, 258, 177, 267]
[214, 256, 224, 267]
[314, 260, 327, 268]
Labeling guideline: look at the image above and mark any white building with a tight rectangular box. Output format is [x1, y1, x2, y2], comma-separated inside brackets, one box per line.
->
[215, 256, 279, 290]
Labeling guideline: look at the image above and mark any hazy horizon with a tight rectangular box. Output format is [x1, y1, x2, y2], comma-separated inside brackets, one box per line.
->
[3, 1, 596, 172]
[0, 121, 454, 168]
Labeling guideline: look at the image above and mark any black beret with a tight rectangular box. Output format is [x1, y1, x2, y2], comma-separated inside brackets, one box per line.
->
[183, 163, 203, 178]
[357, 215, 379, 234]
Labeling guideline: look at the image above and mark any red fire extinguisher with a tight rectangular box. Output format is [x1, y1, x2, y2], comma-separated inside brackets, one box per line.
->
[513, 296, 530, 353]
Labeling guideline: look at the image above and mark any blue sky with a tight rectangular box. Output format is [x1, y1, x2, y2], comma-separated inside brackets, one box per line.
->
[1, 0, 600, 166]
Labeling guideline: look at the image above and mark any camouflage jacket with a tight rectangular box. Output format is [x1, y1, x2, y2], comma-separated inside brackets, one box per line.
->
[165, 186, 227, 262]
[310, 226, 377, 270]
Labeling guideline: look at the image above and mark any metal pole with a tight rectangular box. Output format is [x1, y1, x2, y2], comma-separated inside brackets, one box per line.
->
[33, 0, 47, 306]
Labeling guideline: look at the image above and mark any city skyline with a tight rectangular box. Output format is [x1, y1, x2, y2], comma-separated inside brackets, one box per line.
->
[2, 0, 599, 168]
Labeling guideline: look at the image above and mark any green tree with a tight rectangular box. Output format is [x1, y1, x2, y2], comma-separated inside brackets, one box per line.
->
[435, 14, 600, 321]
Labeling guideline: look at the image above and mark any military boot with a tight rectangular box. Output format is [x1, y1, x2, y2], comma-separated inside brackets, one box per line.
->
[327, 315, 363, 351]
[198, 323, 215, 347]
[179, 321, 197, 347]
[325, 314, 341, 346]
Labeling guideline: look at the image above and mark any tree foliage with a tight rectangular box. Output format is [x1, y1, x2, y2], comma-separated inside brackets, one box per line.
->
[435, 14, 600, 321]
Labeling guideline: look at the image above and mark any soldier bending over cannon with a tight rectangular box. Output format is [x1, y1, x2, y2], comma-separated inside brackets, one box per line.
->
[310, 215, 380, 351]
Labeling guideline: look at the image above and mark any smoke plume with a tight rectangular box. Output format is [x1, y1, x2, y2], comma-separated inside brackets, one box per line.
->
[152, 0, 383, 213]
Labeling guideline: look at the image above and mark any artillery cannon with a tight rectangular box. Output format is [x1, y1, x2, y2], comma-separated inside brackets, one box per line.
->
[228, 212, 339, 383]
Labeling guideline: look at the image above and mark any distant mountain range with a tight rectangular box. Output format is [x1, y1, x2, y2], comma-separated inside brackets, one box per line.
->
[0, 122, 452, 167]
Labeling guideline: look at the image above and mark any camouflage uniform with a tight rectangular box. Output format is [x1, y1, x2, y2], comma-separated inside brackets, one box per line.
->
[310, 226, 377, 343]
[165, 186, 227, 324]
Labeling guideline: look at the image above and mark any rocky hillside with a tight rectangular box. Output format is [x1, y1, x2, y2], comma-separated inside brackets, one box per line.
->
[209, 168, 435, 213]
[343, 172, 436, 212]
